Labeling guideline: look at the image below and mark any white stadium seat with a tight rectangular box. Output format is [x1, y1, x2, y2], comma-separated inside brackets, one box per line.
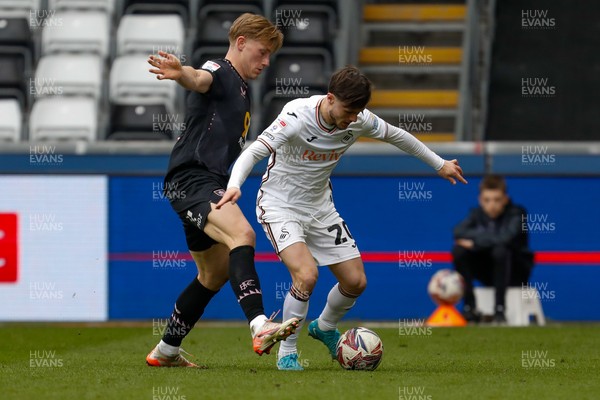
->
[0, 99, 21, 141]
[41, 11, 109, 57]
[110, 55, 177, 112]
[34, 54, 103, 100]
[116, 14, 184, 56]
[0, 0, 41, 19]
[29, 97, 97, 141]
[48, 0, 115, 14]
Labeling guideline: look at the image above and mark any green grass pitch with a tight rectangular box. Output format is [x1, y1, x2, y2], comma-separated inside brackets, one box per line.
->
[1, 323, 599, 399]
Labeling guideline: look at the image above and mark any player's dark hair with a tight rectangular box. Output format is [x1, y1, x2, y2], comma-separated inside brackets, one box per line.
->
[328, 66, 372, 109]
[480, 175, 507, 193]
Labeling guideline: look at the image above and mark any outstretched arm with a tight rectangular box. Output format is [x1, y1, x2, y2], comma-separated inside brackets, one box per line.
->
[215, 140, 271, 209]
[364, 111, 467, 185]
[148, 51, 213, 93]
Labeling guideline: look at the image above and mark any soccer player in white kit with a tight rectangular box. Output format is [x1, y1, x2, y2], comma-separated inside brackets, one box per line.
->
[217, 66, 467, 370]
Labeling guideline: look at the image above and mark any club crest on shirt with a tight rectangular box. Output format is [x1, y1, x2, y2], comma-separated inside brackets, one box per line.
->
[341, 131, 353, 143]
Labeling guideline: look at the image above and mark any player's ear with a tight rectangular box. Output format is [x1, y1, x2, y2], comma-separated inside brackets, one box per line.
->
[236, 36, 246, 51]
[326, 93, 335, 104]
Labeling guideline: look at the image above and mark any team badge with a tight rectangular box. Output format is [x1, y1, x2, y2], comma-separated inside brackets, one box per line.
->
[201, 60, 221, 72]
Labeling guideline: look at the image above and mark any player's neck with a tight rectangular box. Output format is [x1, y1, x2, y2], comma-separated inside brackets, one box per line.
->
[318, 99, 335, 126]
[224, 51, 249, 81]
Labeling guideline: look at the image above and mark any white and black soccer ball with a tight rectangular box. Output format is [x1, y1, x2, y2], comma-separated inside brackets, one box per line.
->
[427, 269, 465, 305]
[336, 327, 383, 371]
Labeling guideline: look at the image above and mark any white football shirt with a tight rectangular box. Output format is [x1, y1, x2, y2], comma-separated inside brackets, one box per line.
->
[228, 95, 445, 209]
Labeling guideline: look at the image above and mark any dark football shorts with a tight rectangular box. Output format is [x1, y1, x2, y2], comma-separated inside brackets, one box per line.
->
[165, 167, 228, 252]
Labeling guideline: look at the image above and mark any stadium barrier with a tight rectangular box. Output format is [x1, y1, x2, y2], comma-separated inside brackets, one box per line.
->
[0, 142, 598, 321]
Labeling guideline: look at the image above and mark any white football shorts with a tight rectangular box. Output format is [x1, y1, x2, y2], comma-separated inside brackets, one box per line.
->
[257, 202, 361, 266]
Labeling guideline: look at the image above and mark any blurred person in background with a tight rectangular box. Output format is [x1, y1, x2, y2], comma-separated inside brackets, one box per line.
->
[453, 175, 534, 324]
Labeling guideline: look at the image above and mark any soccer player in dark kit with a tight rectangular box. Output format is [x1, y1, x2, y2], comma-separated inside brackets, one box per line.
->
[145, 14, 299, 367]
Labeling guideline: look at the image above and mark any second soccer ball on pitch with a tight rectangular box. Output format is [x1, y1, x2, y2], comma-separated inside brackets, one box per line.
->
[336, 327, 383, 371]
[427, 269, 466, 305]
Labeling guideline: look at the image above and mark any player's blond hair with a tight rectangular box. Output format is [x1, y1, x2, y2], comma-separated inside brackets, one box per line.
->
[229, 13, 283, 53]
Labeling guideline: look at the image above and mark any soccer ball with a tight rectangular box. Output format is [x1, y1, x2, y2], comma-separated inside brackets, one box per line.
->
[427, 269, 465, 305]
[336, 327, 383, 370]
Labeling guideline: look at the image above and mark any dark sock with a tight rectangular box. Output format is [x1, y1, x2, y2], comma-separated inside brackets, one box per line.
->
[228, 245, 265, 323]
[162, 277, 218, 347]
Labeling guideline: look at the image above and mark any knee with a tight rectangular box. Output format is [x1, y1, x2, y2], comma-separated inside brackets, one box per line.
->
[198, 272, 228, 291]
[342, 273, 367, 295]
[293, 269, 318, 293]
[232, 224, 255, 247]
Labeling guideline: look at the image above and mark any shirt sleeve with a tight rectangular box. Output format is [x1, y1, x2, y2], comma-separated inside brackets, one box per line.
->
[200, 60, 224, 98]
[227, 112, 301, 189]
[359, 109, 445, 171]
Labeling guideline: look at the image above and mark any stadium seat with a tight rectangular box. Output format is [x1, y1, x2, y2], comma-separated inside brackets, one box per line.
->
[0, 0, 41, 19]
[41, 12, 110, 58]
[272, 4, 336, 48]
[195, 4, 263, 47]
[107, 104, 174, 140]
[48, 0, 115, 14]
[0, 17, 33, 107]
[273, 0, 337, 10]
[34, 55, 103, 100]
[190, 46, 227, 69]
[0, 51, 29, 108]
[29, 97, 97, 141]
[0, 98, 21, 141]
[116, 14, 185, 57]
[0, 17, 32, 49]
[264, 49, 332, 92]
[121, 0, 190, 25]
[110, 55, 177, 112]
[259, 89, 325, 136]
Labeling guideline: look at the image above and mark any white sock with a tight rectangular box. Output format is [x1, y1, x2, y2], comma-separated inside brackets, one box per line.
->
[278, 291, 309, 358]
[157, 340, 180, 357]
[318, 283, 357, 331]
[249, 314, 268, 337]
